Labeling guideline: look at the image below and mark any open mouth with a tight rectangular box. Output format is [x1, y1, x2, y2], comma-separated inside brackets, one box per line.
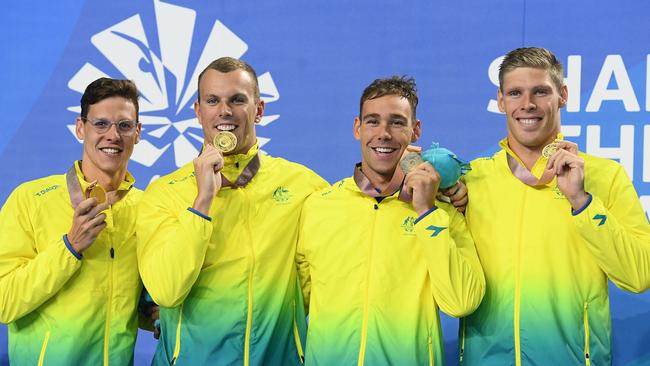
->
[216, 124, 237, 131]
[371, 146, 398, 155]
[99, 147, 123, 155]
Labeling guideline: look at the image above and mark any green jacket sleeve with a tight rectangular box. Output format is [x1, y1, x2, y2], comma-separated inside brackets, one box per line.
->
[414, 204, 485, 317]
[574, 166, 650, 293]
[137, 183, 213, 308]
[0, 187, 82, 323]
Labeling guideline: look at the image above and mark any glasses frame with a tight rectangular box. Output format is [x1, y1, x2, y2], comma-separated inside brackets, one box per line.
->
[81, 116, 140, 136]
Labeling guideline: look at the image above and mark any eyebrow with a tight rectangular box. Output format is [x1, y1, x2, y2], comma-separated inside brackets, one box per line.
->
[362, 113, 407, 120]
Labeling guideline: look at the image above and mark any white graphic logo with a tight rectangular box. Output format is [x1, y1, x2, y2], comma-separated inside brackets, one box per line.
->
[66, 0, 280, 169]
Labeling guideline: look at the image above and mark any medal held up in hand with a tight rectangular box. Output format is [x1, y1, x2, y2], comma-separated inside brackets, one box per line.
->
[213, 131, 237, 153]
[400, 143, 471, 189]
[85, 181, 106, 204]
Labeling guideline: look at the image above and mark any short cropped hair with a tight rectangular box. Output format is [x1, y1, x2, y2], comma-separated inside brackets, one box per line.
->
[80, 78, 139, 120]
[359, 76, 418, 121]
[499, 47, 564, 92]
[197, 57, 260, 101]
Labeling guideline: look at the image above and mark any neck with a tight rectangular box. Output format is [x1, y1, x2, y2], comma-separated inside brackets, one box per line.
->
[361, 165, 403, 194]
[80, 160, 126, 192]
[509, 144, 541, 170]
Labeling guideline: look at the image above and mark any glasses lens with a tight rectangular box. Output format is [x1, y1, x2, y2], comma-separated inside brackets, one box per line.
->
[118, 120, 135, 134]
[91, 119, 110, 132]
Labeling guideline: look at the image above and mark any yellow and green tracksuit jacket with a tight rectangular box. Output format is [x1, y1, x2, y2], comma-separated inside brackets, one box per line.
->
[137, 145, 328, 365]
[461, 139, 650, 366]
[0, 161, 143, 365]
[296, 176, 485, 366]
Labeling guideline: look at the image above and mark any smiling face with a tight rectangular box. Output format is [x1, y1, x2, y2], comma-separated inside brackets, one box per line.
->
[354, 94, 421, 184]
[75, 96, 140, 181]
[194, 69, 264, 155]
[498, 67, 567, 157]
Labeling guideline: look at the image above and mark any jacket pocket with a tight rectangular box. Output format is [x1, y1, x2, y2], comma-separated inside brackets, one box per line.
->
[171, 305, 184, 365]
[38, 331, 50, 366]
[583, 302, 591, 366]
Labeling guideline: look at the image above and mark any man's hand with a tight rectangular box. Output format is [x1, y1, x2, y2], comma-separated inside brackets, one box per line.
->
[438, 181, 468, 213]
[193, 144, 224, 215]
[546, 140, 589, 210]
[151, 305, 160, 339]
[67, 198, 109, 254]
[404, 162, 440, 216]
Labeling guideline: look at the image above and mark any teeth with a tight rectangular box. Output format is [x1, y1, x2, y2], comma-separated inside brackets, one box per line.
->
[519, 118, 539, 125]
[101, 148, 120, 154]
[217, 124, 236, 131]
[374, 147, 396, 153]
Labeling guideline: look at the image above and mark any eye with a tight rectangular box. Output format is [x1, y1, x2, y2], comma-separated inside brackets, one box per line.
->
[365, 118, 379, 126]
[232, 95, 247, 104]
[390, 119, 407, 126]
[535, 88, 549, 96]
[206, 97, 218, 105]
[92, 119, 110, 128]
[507, 90, 521, 97]
[118, 120, 135, 131]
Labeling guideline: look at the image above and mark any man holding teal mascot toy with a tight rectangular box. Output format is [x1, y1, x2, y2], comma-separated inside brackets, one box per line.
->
[295, 75, 485, 365]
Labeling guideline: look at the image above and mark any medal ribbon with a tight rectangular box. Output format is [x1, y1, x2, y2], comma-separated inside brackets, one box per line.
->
[352, 163, 412, 202]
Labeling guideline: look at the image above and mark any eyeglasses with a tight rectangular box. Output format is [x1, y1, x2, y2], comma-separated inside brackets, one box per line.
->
[81, 117, 139, 136]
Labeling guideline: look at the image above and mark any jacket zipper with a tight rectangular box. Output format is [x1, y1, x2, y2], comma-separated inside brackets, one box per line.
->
[357, 202, 378, 365]
[37, 331, 50, 366]
[103, 245, 115, 365]
[584, 302, 591, 365]
[459, 318, 465, 364]
[428, 334, 434, 366]
[292, 301, 305, 364]
[514, 189, 526, 366]
[244, 191, 255, 366]
[171, 304, 184, 364]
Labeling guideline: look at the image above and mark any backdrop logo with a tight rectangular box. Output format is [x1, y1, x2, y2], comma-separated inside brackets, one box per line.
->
[65, 0, 280, 173]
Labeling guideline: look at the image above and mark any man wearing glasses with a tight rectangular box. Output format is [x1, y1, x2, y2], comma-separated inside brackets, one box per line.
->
[0, 78, 145, 365]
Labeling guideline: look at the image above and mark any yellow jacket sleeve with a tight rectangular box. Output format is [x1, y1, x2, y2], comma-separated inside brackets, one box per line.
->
[413, 203, 485, 317]
[0, 186, 82, 323]
[137, 182, 213, 308]
[574, 165, 650, 293]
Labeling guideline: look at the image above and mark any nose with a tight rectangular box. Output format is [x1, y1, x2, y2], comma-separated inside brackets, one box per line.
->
[521, 93, 536, 111]
[377, 122, 392, 140]
[216, 100, 232, 117]
[105, 123, 121, 140]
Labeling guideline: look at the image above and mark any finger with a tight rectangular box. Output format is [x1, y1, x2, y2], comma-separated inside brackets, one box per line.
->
[75, 197, 98, 216]
[452, 195, 468, 208]
[87, 213, 107, 229]
[405, 145, 422, 154]
[555, 140, 578, 154]
[86, 201, 110, 219]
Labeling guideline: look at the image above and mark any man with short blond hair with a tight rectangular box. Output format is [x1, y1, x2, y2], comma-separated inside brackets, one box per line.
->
[461, 47, 650, 365]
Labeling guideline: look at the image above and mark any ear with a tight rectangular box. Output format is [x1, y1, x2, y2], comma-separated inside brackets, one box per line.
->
[353, 117, 361, 141]
[411, 119, 422, 143]
[254, 100, 266, 124]
[497, 88, 505, 113]
[559, 85, 568, 108]
[193, 100, 201, 121]
[134, 122, 142, 144]
[75, 117, 85, 141]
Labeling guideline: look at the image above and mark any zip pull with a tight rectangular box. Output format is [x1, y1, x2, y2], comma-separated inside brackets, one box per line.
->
[110, 247, 114, 258]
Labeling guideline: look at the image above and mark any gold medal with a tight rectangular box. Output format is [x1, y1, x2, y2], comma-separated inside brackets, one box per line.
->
[213, 131, 237, 153]
[85, 181, 106, 204]
[542, 143, 558, 158]
[399, 152, 424, 174]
